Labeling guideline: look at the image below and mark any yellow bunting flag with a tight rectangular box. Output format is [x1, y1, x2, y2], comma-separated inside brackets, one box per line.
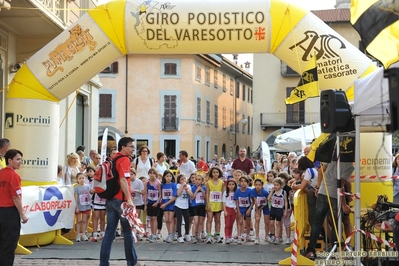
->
[285, 56, 319, 105]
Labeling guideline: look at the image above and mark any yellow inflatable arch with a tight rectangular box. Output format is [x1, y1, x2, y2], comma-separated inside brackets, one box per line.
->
[7, 0, 379, 247]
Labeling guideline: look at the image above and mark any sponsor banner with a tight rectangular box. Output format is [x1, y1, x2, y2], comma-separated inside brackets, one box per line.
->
[5, 99, 59, 182]
[27, 13, 123, 100]
[359, 133, 391, 178]
[274, 12, 373, 91]
[125, 0, 271, 54]
[21, 185, 76, 235]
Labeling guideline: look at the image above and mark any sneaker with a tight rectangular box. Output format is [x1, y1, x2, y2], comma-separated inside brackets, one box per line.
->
[274, 237, 280, 245]
[237, 238, 242, 245]
[178, 236, 184, 243]
[279, 237, 283, 243]
[184, 234, 191, 242]
[230, 238, 237, 244]
[215, 235, 223, 243]
[268, 235, 275, 244]
[149, 235, 157, 243]
[249, 229, 255, 236]
[166, 234, 173, 243]
[225, 238, 231, 244]
[173, 232, 178, 241]
[76, 235, 81, 242]
[254, 237, 260, 245]
[91, 233, 98, 242]
[233, 234, 238, 239]
[136, 234, 143, 241]
[205, 236, 213, 244]
[305, 251, 316, 260]
[157, 233, 162, 240]
[191, 237, 198, 244]
[246, 236, 253, 242]
[201, 231, 207, 239]
[285, 238, 292, 245]
[144, 232, 151, 238]
[82, 234, 89, 241]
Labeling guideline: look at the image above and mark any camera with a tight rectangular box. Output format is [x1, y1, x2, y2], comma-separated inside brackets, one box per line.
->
[9, 62, 24, 73]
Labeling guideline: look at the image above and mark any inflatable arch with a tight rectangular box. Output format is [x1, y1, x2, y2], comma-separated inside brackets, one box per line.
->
[7, 0, 383, 245]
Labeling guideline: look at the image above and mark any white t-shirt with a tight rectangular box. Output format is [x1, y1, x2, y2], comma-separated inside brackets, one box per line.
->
[179, 160, 197, 177]
[155, 162, 168, 175]
[136, 157, 152, 179]
[304, 168, 318, 189]
[175, 183, 191, 209]
[222, 191, 236, 209]
[130, 178, 144, 206]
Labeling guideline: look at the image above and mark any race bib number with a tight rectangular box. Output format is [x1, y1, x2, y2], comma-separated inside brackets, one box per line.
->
[94, 194, 106, 204]
[256, 196, 267, 207]
[196, 192, 204, 203]
[228, 192, 234, 201]
[162, 189, 173, 199]
[239, 197, 250, 207]
[210, 191, 222, 202]
[272, 197, 283, 208]
[148, 189, 159, 201]
[79, 194, 91, 206]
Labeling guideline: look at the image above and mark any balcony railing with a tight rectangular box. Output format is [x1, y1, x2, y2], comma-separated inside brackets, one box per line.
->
[162, 117, 179, 131]
[260, 112, 320, 129]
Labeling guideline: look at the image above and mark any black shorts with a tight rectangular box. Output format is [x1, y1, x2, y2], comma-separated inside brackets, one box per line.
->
[270, 207, 284, 221]
[190, 205, 206, 217]
[147, 204, 160, 217]
[136, 205, 144, 210]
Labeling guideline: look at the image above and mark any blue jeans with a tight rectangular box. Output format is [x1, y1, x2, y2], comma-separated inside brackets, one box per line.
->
[307, 194, 338, 253]
[100, 198, 137, 266]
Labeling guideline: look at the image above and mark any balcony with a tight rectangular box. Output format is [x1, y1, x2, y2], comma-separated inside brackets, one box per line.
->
[260, 112, 320, 129]
[162, 117, 179, 131]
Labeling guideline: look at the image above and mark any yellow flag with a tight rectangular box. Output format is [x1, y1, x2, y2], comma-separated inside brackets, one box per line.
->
[285, 56, 319, 105]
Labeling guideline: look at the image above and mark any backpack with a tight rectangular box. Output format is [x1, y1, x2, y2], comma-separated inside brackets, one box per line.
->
[93, 154, 126, 199]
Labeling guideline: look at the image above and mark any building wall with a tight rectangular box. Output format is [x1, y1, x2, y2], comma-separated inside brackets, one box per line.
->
[99, 54, 253, 161]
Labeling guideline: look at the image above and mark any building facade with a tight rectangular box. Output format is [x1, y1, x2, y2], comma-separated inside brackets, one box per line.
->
[98, 54, 253, 161]
[0, 0, 100, 165]
[252, 7, 363, 157]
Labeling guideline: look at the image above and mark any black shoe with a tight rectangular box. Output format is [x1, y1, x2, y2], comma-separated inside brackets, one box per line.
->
[305, 251, 316, 260]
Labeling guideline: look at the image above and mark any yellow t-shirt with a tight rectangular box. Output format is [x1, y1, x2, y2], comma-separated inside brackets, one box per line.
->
[0, 157, 5, 170]
[207, 179, 223, 212]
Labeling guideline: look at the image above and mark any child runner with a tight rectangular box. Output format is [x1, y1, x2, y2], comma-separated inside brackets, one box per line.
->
[144, 168, 161, 243]
[74, 172, 92, 242]
[190, 173, 207, 243]
[265, 170, 277, 193]
[251, 178, 269, 245]
[139, 176, 149, 237]
[278, 172, 293, 244]
[87, 166, 106, 241]
[205, 166, 225, 244]
[175, 173, 193, 243]
[223, 179, 238, 244]
[234, 175, 253, 244]
[160, 170, 177, 243]
[130, 168, 145, 241]
[267, 177, 288, 245]
[233, 169, 243, 185]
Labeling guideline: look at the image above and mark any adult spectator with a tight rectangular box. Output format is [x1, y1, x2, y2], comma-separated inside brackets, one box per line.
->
[178, 150, 197, 177]
[132, 145, 153, 179]
[253, 160, 262, 173]
[88, 149, 97, 164]
[0, 138, 10, 170]
[89, 153, 101, 169]
[304, 161, 354, 260]
[100, 137, 143, 266]
[231, 147, 254, 176]
[76, 145, 90, 164]
[197, 157, 209, 172]
[62, 153, 81, 185]
[154, 152, 169, 175]
[0, 149, 28, 265]
[109, 147, 118, 159]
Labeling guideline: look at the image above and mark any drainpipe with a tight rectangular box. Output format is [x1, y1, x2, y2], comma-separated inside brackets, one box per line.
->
[125, 55, 128, 134]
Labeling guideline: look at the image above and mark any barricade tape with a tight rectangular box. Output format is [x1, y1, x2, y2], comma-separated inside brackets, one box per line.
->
[340, 191, 360, 199]
[121, 202, 145, 242]
[350, 175, 397, 180]
[291, 221, 299, 266]
[344, 228, 396, 250]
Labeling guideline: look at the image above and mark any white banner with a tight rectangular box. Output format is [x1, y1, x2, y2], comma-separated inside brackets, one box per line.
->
[21, 185, 76, 235]
[261, 141, 271, 172]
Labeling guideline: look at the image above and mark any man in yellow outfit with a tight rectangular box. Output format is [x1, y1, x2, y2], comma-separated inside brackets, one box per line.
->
[0, 138, 10, 170]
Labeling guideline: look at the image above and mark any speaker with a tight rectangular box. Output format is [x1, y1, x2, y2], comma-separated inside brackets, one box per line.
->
[385, 68, 399, 133]
[320, 90, 354, 133]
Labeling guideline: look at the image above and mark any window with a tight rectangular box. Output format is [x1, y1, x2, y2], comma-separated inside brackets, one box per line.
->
[163, 95, 178, 130]
[197, 97, 201, 122]
[223, 74, 227, 92]
[205, 66, 210, 85]
[230, 109, 234, 131]
[164, 63, 177, 75]
[248, 87, 251, 103]
[223, 107, 226, 129]
[247, 115, 251, 134]
[280, 61, 300, 77]
[196, 64, 202, 82]
[286, 87, 305, 123]
[242, 84, 246, 101]
[161, 59, 181, 78]
[206, 100, 210, 125]
[214, 104, 218, 128]
[101, 62, 118, 74]
[214, 70, 218, 88]
[235, 81, 240, 98]
[230, 78, 233, 95]
[242, 114, 246, 133]
[99, 94, 112, 118]
[251, 89, 253, 103]
[235, 112, 240, 132]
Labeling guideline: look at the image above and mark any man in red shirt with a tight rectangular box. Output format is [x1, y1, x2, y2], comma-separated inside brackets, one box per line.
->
[197, 157, 209, 172]
[100, 137, 143, 266]
[231, 147, 254, 177]
[0, 149, 28, 266]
